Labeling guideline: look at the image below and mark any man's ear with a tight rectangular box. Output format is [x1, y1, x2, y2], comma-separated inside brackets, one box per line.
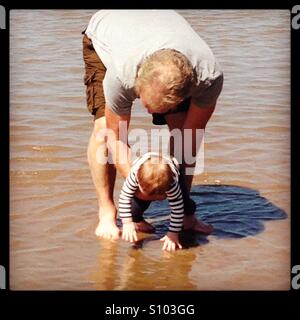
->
[134, 67, 142, 97]
[136, 62, 143, 78]
[137, 68, 141, 78]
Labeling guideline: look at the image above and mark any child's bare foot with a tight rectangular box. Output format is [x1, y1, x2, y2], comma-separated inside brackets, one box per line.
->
[183, 215, 213, 234]
[134, 219, 156, 233]
[95, 207, 121, 240]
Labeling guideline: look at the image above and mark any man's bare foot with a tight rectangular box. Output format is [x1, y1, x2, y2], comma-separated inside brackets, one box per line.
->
[95, 206, 121, 240]
[134, 220, 156, 233]
[183, 215, 213, 234]
[95, 217, 121, 240]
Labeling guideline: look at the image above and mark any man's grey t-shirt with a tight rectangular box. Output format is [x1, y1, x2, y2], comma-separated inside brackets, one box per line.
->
[85, 10, 223, 115]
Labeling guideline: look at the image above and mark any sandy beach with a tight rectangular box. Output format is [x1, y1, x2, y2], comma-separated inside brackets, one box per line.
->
[10, 10, 290, 290]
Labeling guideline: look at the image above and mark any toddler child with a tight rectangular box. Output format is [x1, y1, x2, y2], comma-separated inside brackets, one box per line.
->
[119, 152, 185, 251]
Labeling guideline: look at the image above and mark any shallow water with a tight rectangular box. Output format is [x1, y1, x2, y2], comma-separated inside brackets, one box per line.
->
[10, 10, 290, 290]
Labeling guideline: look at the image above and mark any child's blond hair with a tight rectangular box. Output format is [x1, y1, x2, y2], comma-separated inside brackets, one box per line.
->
[136, 155, 174, 196]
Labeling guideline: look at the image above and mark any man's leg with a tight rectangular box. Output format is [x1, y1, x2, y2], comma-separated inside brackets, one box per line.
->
[82, 33, 121, 240]
[87, 116, 120, 240]
[164, 111, 213, 234]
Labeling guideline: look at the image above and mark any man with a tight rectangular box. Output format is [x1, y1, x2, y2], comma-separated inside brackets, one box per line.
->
[82, 10, 223, 240]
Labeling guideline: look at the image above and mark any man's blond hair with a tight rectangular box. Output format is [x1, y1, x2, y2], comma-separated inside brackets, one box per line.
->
[134, 49, 194, 112]
[137, 155, 174, 196]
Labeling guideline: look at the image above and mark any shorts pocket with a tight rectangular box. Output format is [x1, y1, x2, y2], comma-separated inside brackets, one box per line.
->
[84, 70, 97, 115]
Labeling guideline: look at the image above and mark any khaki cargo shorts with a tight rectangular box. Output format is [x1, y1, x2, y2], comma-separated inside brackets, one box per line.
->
[82, 32, 106, 120]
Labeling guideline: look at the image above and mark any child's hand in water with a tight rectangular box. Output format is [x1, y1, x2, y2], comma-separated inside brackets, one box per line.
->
[160, 232, 182, 252]
[122, 220, 138, 243]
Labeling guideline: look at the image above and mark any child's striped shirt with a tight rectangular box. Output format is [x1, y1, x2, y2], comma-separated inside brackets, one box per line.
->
[119, 153, 184, 233]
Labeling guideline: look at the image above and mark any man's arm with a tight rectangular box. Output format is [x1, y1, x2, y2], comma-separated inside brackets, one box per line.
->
[183, 99, 215, 130]
[105, 106, 151, 201]
[105, 106, 132, 178]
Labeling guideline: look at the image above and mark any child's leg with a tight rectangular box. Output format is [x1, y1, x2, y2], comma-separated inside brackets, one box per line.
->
[131, 197, 155, 233]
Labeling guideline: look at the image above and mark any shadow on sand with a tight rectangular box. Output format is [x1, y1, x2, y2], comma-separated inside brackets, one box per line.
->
[132, 184, 287, 249]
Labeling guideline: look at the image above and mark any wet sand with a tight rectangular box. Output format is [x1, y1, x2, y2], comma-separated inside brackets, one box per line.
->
[10, 10, 290, 290]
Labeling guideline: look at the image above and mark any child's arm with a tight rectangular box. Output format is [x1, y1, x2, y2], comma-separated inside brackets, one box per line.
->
[160, 181, 185, 251]
[122, 218, 138, 243]
[119, 170, 139, 243]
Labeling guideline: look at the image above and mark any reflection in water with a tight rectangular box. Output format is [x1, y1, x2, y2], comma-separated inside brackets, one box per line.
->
[90, 238, 197, 290]
[90, 240, 120, 290]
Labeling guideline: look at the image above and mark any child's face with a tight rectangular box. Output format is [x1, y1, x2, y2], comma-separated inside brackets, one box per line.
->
[149, 194, 166, 201]
[138, 188, 167, 201]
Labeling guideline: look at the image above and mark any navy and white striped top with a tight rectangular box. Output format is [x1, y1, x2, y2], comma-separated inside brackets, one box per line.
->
[119, 152, 184, 233]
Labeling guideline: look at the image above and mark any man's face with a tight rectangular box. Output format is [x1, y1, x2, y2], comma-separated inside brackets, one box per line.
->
[139, 81, 175, 114]
[139, 89, 159, 114]
[139, 89, 174, 114]
[140, 95, 156, 114]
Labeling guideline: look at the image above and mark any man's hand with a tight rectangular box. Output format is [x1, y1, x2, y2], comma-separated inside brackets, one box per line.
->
[122, 220, 138, 243]
[160, 232, 182, 252]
